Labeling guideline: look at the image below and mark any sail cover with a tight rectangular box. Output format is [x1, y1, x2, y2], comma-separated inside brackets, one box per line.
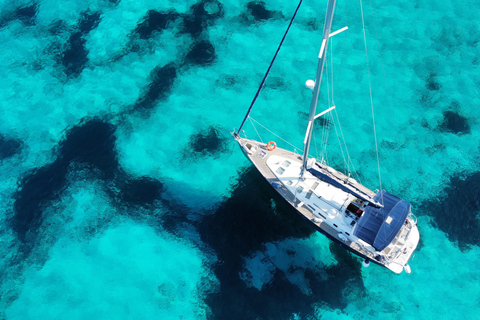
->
[353, 190, 410, 251]
[307, 165, 382, 208]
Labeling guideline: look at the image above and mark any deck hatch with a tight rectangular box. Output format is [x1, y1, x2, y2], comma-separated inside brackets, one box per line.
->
[282, 160, 292, 167]
[306, 190, 313, 199]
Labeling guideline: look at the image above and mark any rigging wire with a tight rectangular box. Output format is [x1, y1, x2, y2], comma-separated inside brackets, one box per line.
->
[330, 37, 348, 174]
[236, 0, 304, 135]
[333, 108, 362, 183]
[320, 111, 331, 164]
[313, 126, 320, 160]
[328, 1, 361, 180]
[367, 0, 406, 182]
[327, 11, 358, 180]
[324, 42, 332, 163]
[336, 0, 349, 81]
[248, 117, 264, 143]
[249, 117, 303, 151]
[359, 1, 387, 252]
[327, 38, 349, 174]
[359, 0, 383, 198]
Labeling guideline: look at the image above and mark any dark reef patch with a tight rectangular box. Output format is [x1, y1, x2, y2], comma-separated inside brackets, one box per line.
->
[128, 0, 223, 54]
[247, 1, 273, 20]
[59, 119, 119, 177]
[244, 1, 283, 22]
[198, 167, 363, 318]
[13, 161, 69, 242]
[0, 135, 22, 160]
[182, 0, 224, 37]
[79, 11, 102, 34]
[60, 11, 102, 78]
[439, 110, 470, 135]
[298, 111, 332, 129]
[186, 125, 228, 158]
[134, 63, 177, 111]
[61, 32, 89, 77]
[14, 4, 38, 26]
[185, 40, 216, 65]
[420, 171, 480, 250]
[47, 19, 68, 35]
[13, 119, 117, 242]
[326, 242, 364, 292]
[115, 0, 223, 112]
[425, 72, 441, 91]
[425, 142, 446, 156]
[198, 166, 314, 270]
[12, 118, 171, 244]
[215, 74, 246, 87]
[0, 3, 39, 28]
[116, 176, 163, 206]
[204, 270, 310, 320]
[135, 10, 180, 39]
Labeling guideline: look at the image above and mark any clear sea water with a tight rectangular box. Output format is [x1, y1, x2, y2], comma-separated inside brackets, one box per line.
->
[0, 0, 479, 319]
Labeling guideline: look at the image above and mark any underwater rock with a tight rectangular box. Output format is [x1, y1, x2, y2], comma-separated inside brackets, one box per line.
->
[0, 3, 39, 28]
[247, 1, 274, 20]
[244, 1, 283, 22]
[12, 118, 174, 243]
[13, 119, 117, 242]
[116, 176, 163, 206]
[425, 72, 441, 91]
[61, 11, 102, 78]
[198, 166, 314, 267]
[135, 10, 180, 39]
[421, 171, 480, 250]
[134, 63, 177, 111]
[61, 32, 88, 77]
[0, 135, 22, 160]
[120, 0, 223, 67]
[79, 11, 101, 34]
[187, 125, 227, 157]
[60, 119, 118, 177]
[298, 111, 331, 131]
[14, 4, 38, 26]
[198, 167, 363, 318]
[182, 0, 224, 37]
[185, 40, 216, 65]
[439, 110, 470, 135]
[13, 161, 69, 242]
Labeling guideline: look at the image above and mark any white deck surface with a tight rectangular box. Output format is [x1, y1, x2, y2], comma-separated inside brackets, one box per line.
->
[237, 137, 420, 274]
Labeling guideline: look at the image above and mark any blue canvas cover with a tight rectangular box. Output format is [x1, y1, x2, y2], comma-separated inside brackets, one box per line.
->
[353, 190, 411, 251]
[307, 165, 382, 208]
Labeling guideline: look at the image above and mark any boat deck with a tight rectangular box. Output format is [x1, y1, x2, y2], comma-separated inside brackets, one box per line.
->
[237, 137, 379, 261]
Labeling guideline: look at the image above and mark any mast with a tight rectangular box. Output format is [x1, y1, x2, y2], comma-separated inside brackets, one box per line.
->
[301, 0, 337, 178]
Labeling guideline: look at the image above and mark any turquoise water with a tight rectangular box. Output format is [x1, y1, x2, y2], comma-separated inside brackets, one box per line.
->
[0, 0, 479, 319]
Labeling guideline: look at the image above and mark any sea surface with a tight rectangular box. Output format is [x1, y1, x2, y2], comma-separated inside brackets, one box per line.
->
[0, 0, 479, 319]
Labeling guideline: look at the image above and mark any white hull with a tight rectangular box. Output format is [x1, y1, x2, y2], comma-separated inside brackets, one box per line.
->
[236, 137, 419, 274]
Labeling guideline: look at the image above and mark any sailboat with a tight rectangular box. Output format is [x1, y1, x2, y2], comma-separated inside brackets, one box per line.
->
[233, 0, 419, 274]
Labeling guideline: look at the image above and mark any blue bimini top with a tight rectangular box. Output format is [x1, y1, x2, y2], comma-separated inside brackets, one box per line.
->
[353, 190, 411, 251]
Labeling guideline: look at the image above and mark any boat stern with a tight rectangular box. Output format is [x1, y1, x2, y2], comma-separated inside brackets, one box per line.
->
[383, 215, 420, 274]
